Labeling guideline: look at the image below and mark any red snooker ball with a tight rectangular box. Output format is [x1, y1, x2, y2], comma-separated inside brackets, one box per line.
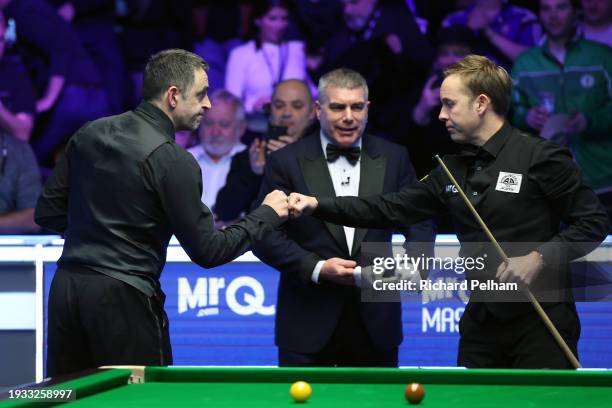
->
[405, 383, 425, 404]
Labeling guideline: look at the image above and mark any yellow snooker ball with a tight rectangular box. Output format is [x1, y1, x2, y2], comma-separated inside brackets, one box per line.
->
[290, 381, 312, 403]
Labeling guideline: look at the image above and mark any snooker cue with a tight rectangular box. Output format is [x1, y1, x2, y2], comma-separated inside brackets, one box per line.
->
[434, 155, 581, 369]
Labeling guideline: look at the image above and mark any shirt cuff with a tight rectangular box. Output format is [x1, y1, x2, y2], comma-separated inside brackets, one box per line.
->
[311, 260, 325, 284]
[354, 266, 362, 287]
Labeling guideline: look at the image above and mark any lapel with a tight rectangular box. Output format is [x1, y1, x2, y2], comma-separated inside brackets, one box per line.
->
[298, 135, 350, 255]
[351, 135, 386, 255]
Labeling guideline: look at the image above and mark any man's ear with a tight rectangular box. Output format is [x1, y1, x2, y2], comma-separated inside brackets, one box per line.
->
[475, 94, 491, 116]
[315, 101, 322, 120]
[167, 86, 180, 109]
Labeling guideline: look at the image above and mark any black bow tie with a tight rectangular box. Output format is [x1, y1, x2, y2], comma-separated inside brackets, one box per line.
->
[326, 144, 361, 165]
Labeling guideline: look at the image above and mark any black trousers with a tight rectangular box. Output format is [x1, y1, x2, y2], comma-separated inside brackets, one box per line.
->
[47, 266, 172, 378]
[458, 302, 580, 369]
[278, 295, 398, 367]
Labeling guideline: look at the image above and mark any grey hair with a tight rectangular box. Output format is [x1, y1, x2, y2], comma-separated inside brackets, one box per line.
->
[317, 68, 369, 104]
[209, 89, 246, 121]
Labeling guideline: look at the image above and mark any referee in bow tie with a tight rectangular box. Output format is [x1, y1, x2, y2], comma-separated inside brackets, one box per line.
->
[252, 68, 435, 367]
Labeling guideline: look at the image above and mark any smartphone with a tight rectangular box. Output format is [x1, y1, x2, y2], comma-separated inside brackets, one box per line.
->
[265, 124, 288, 141]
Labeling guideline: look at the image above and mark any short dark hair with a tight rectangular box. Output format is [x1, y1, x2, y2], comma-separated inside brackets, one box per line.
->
[443, 54, 512, 116]
[142, 49, 209, 102]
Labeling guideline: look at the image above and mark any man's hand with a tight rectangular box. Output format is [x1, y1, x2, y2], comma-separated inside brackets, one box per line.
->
[319, 257, 357, 286]
[496, 251, 546, 286]
[249, 138, 266, 175]
[526, 107, 550, 131]
[420, 75, 441, 109]
[288, 193, 318, 218]
[262, 190, 289, 219]
[267, 135, 295, 153]
[566, 111, 587, 134]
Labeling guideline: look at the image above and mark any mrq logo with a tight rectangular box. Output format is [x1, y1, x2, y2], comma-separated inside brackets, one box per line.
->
[178, 276, 275, 317]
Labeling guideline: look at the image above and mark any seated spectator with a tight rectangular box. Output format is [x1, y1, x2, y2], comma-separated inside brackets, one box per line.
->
[1, 0, 109, 166]
[580, 0, 612, 47]
[52, 0, 126, 115]
[225, 0, 307, 114]
[0, 132, 41, 233]
[215, 79, 315, 223]
[410, 25, 474, 177]
[0, 12, 40, 233]
[442, 0, 541, 67]
[188, 90, 247, 217]
[511, 0, 612, 195]
[0, 11, 35, 142]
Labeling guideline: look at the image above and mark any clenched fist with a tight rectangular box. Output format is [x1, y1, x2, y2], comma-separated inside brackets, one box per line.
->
[262, 190, 289, 220]
[288, 193, 318, 218]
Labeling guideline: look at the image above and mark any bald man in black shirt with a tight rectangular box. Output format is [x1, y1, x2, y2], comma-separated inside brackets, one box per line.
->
[36, 49, 289, 377]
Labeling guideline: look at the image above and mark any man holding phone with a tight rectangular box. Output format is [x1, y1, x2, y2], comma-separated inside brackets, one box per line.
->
[215, 79, 315, 222]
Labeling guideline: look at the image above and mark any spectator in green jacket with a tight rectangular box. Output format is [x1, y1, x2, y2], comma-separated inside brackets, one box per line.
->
[511, 0, 612, 195]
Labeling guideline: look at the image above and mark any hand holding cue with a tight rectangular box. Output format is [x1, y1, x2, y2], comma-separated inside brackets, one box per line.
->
[434, 155, 581, 369]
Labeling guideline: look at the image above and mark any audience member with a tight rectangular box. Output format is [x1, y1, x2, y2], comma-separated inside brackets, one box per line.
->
[580, 0, 612, 47]
[188, 90, 247, 217]
[52, 0, 126, 114]
[512, 0, 612, 195]
[0, 12, 40, 233]
[216, 79, 315, 223]
[315, 0, 434, 144]
[0, 12, 35, 142]
[1, 0, 109, 166]
[442, 0, 541, 67]
[225, 0, 307, 114]
[410, 25, 474, 177]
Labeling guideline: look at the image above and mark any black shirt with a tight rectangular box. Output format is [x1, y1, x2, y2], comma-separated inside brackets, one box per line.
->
[35, 102, 282, 296]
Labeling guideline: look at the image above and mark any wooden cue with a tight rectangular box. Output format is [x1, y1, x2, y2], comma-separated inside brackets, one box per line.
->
[434, 155, 581, 369]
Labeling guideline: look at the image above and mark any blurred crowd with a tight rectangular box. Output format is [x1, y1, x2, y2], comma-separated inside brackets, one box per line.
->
[0, 0, 610, 233]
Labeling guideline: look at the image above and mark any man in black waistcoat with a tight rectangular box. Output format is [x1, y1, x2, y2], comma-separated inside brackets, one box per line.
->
[35, 49, 289, 377]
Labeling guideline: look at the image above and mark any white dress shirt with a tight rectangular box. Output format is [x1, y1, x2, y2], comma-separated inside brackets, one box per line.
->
[188, 143, 246, 210]
[311, 132, 363, 285]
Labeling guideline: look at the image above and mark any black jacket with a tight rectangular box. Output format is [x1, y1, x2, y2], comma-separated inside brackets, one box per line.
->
[252, 132, 434, 353]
